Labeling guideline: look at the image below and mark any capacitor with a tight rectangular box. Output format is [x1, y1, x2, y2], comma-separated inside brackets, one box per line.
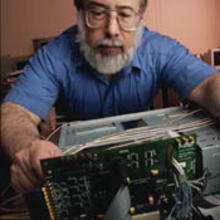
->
[151, 169, 159, 176]
[148, 196, 154, 206]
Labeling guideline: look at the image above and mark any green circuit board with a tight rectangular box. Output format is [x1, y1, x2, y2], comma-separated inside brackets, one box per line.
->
[40, 134, 197, 220]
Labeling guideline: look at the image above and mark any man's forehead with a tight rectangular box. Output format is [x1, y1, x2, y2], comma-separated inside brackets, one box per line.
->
[84, 0, 141, 9]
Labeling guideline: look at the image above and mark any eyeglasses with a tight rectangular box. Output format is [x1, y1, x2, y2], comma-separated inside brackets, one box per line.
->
[85, 6, 142, 32]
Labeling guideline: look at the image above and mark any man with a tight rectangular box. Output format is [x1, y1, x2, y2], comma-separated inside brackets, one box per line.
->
[1, 0, 220, 193]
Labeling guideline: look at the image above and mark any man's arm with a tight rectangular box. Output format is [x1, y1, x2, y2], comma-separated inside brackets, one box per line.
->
[187, 73, 220, 120]
[1, 102, 41, 157]
[1, 102, 63, 192]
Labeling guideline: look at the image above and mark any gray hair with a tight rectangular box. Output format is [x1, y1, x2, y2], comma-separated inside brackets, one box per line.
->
[74, 0, 148, 10]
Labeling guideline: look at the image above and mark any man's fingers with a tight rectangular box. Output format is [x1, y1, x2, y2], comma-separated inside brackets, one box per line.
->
[21, 162, 42, 187]
[13, 150, 43, 185]
[10, 164, 39, 193]
[30, 143, 63, 178]
[10, 140, 64, 193]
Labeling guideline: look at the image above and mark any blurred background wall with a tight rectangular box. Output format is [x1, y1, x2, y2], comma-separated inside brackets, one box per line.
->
[1, 0, 220, 67]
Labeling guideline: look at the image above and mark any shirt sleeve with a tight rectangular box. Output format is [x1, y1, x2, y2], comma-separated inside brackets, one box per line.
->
[158, 37, 218, 101]
[4, 47, 59, 120]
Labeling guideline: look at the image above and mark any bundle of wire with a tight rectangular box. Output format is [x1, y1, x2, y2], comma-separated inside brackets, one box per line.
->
[165, 158, 211, 220]
[0, 186, 30, 220]
[63, 109, 215, 155]
[164, 158, 193, 220]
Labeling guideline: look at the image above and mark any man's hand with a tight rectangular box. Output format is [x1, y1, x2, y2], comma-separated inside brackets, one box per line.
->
[10, 140, 63, 193]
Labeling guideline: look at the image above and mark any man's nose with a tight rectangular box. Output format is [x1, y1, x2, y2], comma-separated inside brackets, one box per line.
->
[105, 12, 120, 38]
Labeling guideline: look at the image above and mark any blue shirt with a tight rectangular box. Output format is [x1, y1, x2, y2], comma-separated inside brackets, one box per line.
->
[5, 26, 217, 120]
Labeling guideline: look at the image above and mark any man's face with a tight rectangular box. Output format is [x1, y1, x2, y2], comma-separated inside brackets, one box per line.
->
[76, 0, 145, 74]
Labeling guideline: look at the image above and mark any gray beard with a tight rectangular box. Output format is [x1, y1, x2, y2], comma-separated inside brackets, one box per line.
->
[75, 13, 144, 74]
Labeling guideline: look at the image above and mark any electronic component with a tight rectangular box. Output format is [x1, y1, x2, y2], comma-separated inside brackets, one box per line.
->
[25, 106, 220, 220]
[34, 134, 196, 220]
